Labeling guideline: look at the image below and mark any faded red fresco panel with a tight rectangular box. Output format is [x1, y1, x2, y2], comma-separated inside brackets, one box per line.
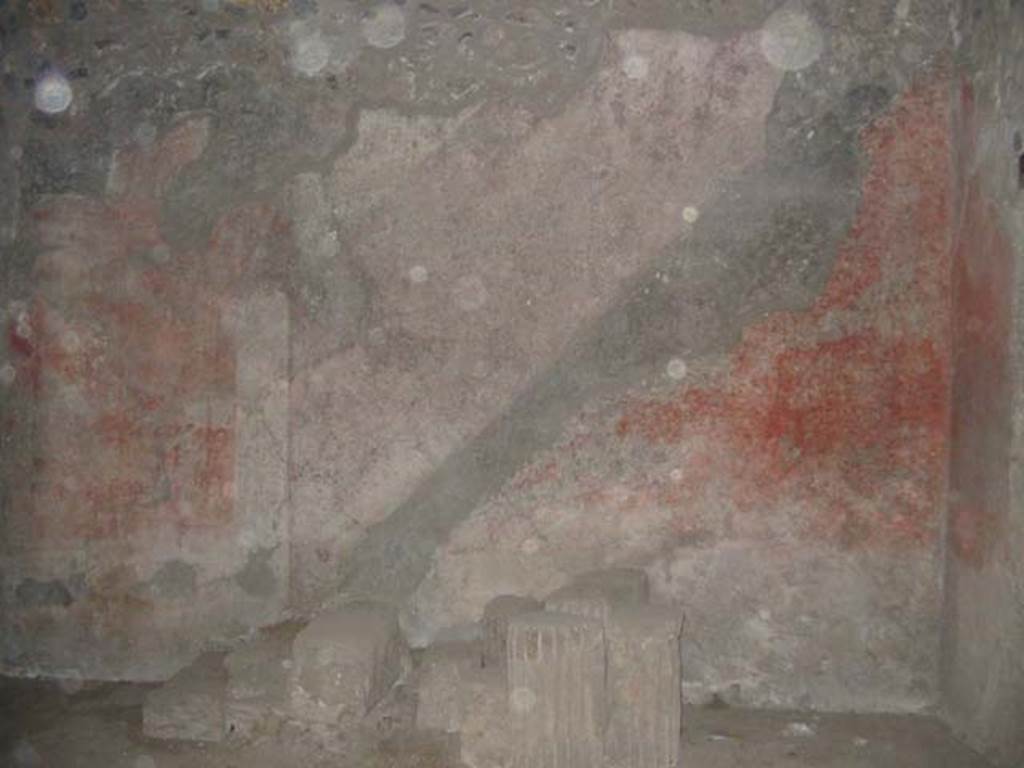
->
[21, 287, 238, 540]
[949, 177, 1013, 567]
[618, 77, 954, 550]
[10, 118, 247, 544]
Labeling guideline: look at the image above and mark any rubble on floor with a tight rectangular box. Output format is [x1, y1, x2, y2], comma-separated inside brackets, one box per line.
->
[139, 567, 683, 767]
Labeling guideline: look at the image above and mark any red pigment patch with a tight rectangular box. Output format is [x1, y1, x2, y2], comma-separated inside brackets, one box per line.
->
[34, 414, 236, 541]
[12, 148, 261, 545]
[617, 77, 954, 550]
[193, 424, 234, 497]
[512, 458, 560, 491]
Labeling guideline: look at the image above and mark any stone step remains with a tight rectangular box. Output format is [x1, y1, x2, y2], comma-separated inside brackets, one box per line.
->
[506, 611, 606, 768]
[143, 651, 227, 742]
[414, 640, 510, 768]
[544, 567, 649, 627]
[224, 620, 305, 740]
[289, 600, 410, 726]
[481, 594, 542, 668]
[604, 605, 683, 768]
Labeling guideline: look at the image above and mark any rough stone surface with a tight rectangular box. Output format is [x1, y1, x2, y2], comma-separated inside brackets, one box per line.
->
[289, 601, 409, 725]
[0, 0, 1012, 750]
[413, 640, 509, 767]
[544, 567, 649, 625]
[362, 680, 418, 742]
[604, 605, 683, 768]
[410, 72, 956, 712]
[941, 3, 1024, 766]
[0, 675, 998, 768]
[305, 24, 785, 614]
[224, 621, 304, 740]
[413, 640, 483, 733]
[455, 667, 510, 768]
[506, 611, 605, 768]
[142, 652, 227, 743]
[481, 595, 541, 668]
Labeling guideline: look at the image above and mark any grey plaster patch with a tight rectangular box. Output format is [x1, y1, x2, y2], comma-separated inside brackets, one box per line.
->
[9, 739, 43, 768]
[452, 274, 488, 312]
[148, 560, 198, 599]
[134, 122, 158, 147]
[235, 548, 279, 597]
[15, 578, 73, 609]
[609, 0, 783, 38]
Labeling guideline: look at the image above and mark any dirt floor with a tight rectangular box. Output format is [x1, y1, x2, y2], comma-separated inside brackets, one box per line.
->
[0, 676, 994, 767]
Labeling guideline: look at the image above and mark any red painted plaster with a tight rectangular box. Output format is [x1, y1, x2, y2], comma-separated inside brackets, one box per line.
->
[617, 77, 954, 550]
[15, 118, 253, 544]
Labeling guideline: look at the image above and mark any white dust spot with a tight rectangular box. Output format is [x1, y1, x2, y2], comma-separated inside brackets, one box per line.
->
[292, 34, 330, 76]
[134, 122, 157, 147]
[666, 358, 688, 380]
[14, 310, 32, 342]
[34, 72, 73, 115]
[853, 736, 868, 748]
[760, 5, 824, 71]
[62, 331, 81, 353]
[10, 146, 23, 161]
[149, 244, 171, 264]
[783, 722, 817, 738]
[0, 364, 15, 387]
[669, 468, 683, 482]
[408, 265, 429, 284]
[366, 326, 387, 346]
[622, 54, 649, 80]
[10, 740, 43, 767]
[682, 206, 700, 224]
[895, 0, 911, 21]
[510, 686, 537, 713]
[453, 274, 488, 311]
[521, 537, 540, 555]
[361, 4, 406, 49]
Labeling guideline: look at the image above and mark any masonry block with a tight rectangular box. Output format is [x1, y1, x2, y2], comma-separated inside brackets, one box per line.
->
[143, 652, 227, 742]
[481, 595, 542, 668]
[506, 611, 605, 768]
[604, 605, 683, 768]
[224, 621, 304, 740]
[544, 568, 649, 626]
[414, 640, 509, 767]
[290, 601, 409, 725]
[415, 641, 482, 732]
[457, 666, 510, 768]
